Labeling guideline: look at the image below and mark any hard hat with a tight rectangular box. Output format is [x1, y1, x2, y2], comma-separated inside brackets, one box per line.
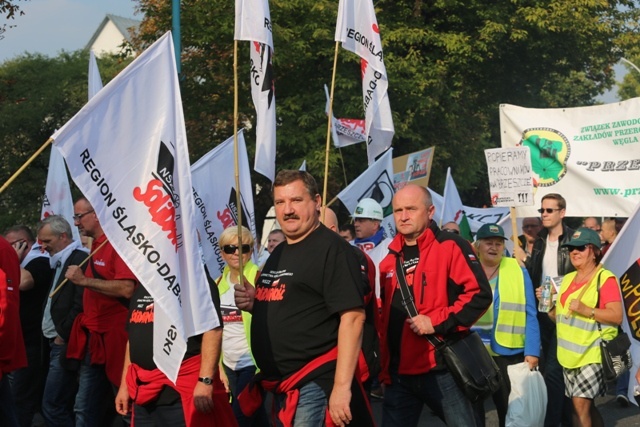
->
[352, 198, 384, 220]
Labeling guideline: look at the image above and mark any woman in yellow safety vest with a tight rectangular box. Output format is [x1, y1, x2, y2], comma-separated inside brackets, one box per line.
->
[472, 223, 540, 427]
[546, 227, 622, 427]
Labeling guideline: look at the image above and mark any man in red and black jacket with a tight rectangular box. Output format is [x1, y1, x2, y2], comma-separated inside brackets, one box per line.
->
[378, 185, 491, 427]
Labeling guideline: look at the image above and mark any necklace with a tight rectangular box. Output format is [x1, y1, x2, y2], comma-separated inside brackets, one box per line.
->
[483, 264, 500, 280]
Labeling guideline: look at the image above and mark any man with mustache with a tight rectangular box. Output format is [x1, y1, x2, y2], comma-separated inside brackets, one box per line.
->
[235, 170, 373, 426]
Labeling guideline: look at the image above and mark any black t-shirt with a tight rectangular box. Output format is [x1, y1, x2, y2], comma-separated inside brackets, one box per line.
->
[127, 277, 222, 370]
[22, 256, 53, 345]
[389, 244, 419, 371]
[252, 224, 365, 380]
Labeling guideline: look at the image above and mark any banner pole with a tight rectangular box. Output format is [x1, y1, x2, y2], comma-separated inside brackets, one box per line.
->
[49, 238, 110, 298]
[0, 138, 53, 195]
[322, 42, 340, 223]
[233, 39, 245, 276]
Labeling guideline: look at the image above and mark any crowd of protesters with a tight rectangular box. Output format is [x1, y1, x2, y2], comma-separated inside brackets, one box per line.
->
[0, 174, 638, 427]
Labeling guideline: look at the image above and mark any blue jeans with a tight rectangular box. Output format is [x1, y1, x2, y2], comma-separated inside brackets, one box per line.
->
[0, 374, 19, 427]
[616, 370, 630, 396]
[224, 364, 269, 427]
[539, 319, 571, 427]
[8, 338, 44, 427]
[74, 349, 111, 427]
[382, 369, 477, 427]
[42, 342, 78, 426]
[275, 381, 327, 427]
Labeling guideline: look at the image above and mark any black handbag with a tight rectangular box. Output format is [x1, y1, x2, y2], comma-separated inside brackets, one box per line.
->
[595, 273, 632, 382]
[395, 257, 502, 403]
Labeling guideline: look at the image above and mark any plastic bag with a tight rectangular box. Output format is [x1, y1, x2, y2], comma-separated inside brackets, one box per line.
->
[505, 362, 547, 427]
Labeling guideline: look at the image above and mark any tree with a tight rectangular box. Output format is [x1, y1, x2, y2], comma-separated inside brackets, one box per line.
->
[0, 0, 27, 40]
[0, 51, 131, 231]
[131, 0, 640, 223]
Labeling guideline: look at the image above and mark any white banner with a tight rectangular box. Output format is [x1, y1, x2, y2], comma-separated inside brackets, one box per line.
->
[324, 84, 366, 148]
[500, 100, 640, 216]
[191, 131, 257, 281]
[485, 147, 534, 207]
[41, 148, 80, 242]
[335, 148, 395, 238]
[88, 50, 103, 101]
[600, 201, 640, 404]
[235, 0, 276, 182]
[335, 0, 394, 164]
[51, 32, 219, 382]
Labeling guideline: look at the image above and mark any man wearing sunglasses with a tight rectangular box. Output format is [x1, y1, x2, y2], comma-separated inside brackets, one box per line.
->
[234, 170, 373, 426]
[525, 193, 575, 427]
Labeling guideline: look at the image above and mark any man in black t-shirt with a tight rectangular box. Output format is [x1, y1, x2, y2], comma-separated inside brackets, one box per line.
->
[235, 170, 372, 426]
[115, 277, 235, 426]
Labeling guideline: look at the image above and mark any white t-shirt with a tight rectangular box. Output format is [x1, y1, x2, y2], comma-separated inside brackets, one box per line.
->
[541, 238, 559, 287]
[219, 272, 253, 370]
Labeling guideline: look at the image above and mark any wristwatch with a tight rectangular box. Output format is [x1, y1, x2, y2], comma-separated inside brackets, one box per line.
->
[198, 376, 213, 385]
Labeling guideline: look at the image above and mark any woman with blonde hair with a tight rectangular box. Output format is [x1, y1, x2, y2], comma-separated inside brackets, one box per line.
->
[217, 226, 267, 426]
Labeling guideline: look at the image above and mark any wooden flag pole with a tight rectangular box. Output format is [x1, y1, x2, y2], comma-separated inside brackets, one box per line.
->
[233, 40, 245, 276]
[322, 42, 341, 223]
[0, 138, 53, 195]
[49, 238, 110, 298]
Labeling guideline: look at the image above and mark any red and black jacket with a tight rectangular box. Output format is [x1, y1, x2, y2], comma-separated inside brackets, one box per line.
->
[378, 221, 491, 383]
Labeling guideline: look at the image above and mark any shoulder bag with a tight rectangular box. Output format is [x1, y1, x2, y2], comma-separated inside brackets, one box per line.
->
[594, 272, 632, 382]
[395, 256, 502, 403]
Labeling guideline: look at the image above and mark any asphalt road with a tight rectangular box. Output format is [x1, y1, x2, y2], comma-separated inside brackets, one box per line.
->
[370, 388, 640, 426]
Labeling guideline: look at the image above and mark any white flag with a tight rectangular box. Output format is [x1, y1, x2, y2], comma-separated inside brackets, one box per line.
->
[41, 148, 80, 242]
[324, 84, 366, 148]
[600, 202, 640, 404]
[440, 167, 465, 227]
[335, 0, 394, 164]
[235, 0, 276, 182]
[430, 186, 509, 233]
[336, 148, 395, 238]
[88, 50, 103, 101]
[51, 32, 219, 382]
[299, 160, 307, 171]
[191, 131, 257, 280]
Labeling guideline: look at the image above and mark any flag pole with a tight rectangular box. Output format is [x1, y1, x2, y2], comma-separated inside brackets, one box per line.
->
[338, 147, 349, 188]
[233, 40, 245, 276]
[0, 138, 53, 195]
[49, 238, 110, 298]
[322, 42, 340, 223]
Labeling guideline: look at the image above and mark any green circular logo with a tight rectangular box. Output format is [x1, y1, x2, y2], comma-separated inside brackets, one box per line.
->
[520, 128, 570, 188]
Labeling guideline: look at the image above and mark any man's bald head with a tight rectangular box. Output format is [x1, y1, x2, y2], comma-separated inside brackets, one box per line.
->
[320, 207, 340, 232]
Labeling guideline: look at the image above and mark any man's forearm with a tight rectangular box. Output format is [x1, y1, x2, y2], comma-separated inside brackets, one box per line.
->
[334, 308, 365, 389]
[80, 277, 135, 298]
[200, 328, 222, 378]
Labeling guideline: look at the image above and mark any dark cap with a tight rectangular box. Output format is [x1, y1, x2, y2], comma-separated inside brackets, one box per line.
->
[562, 227, 602, 249]
[476, 224, 507, 240]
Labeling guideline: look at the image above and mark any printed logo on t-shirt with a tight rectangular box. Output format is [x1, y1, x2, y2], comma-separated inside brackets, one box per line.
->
[220, 305, 242, 323]
[357, 242, 375, 253]
[94, 259, 106, 267]
[255, 277, 286, 302]
[130, 302, 154, 324]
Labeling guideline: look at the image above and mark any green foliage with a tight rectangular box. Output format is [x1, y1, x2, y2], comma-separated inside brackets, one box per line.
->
[0, 51, 131, 231]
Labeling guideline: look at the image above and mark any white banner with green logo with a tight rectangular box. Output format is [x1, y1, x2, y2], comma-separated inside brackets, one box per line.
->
[500, 100, 640, 217]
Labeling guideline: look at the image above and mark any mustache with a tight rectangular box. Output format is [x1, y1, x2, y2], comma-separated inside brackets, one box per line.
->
[283, 213, 300, 221]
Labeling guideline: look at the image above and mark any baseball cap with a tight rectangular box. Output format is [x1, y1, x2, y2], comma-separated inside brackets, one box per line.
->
[352, 198, 384, 220]
[561, 227, 602, 249]
[476, 224, 506, 240]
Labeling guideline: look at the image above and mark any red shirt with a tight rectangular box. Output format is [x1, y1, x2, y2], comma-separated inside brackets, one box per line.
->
[0, 236, 26, 375]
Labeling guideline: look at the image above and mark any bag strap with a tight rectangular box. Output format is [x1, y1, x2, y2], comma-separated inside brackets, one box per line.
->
[395, 256, 444, 349]
[593, 270, 605, 337]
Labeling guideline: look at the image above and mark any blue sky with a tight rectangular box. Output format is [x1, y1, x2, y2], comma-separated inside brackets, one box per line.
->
[1, 0, 138, 63]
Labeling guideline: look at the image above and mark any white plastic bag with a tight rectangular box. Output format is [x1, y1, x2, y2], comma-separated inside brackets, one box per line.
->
[505, 362, 547, 427]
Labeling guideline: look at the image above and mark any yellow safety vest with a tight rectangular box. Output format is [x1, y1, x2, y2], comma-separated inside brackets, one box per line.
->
[556, 268, 618, 369]
[494, 257, 527, 349]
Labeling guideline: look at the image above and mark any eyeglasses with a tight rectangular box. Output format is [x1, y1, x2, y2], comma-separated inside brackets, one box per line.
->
[569, 245, 589, 252]
[537, 208, 562, 214]
[222, 244, 251, 255]
[72, 210, 94, 221]
[442, 228, 459, 234]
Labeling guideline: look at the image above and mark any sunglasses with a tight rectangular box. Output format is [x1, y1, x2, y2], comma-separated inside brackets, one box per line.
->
[537, 208, 561, 214]
[222, 244, 251, 255]
[569, 245, 589, 252]
[522, 224, 539, 229]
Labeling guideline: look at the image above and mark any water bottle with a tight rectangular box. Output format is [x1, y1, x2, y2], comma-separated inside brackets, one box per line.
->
[538, 276, 552, 312]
